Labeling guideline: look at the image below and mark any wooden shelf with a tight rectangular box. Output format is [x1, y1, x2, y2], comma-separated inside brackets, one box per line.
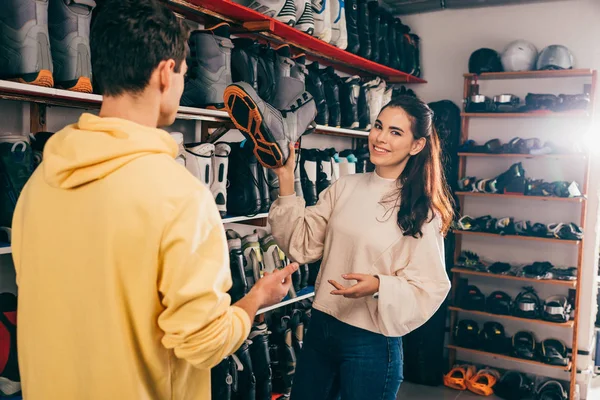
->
[165, 0, 425, 83]
[451, 268, 577, 287]
[448, 306, 575, 328]
[458, 152, 586, 159]
[447, 345, 572, 371]
[461, 110, 589, 118]
[456, 192, 585, 203]
[454, 230, 581, 244]
[464, 69, 594, 80]
[257, 292, 315, 315]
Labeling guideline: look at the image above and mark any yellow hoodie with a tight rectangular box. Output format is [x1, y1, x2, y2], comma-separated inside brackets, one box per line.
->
[12, 114, 251, 399]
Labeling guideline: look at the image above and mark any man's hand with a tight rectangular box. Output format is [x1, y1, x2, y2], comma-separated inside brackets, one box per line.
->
[250, 262, 299, 308]
[329, 274, 380, 299]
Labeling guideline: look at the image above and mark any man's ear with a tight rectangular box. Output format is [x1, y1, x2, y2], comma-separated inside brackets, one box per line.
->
[157, 59, 176, 93]
[410, 137, 427, 156]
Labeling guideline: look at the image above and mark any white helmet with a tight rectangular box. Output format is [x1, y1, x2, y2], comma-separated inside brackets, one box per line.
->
[501, 40, 538, 72]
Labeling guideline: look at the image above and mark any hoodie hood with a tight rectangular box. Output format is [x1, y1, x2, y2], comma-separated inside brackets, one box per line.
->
[43, 113, 178, 189]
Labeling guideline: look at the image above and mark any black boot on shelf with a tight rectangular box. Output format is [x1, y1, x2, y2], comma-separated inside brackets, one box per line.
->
[340, 76, 360, 129]
[211, 356, 237, 400]
[257, 163, 272, 214]
[358, 82, 371, 130]
[316, 150, 332, 196]
[273, 316, 297, 398]
[321, 67, 342, 128]
[249, 323, 273, 400]
[344, 0, 360, 55]
[377, 9, 389, 67]
[367, 0, 380, 63]
[410, 33, 421, 77]
[387, 16, 401, 70]
[290, 309, 305, 355]
[300, 149, 319, 206]
[227, 236, 248, 303]
[231, 38, 260, 90]
[226, 142, 262, 216]
[181, 23, 232, 109]
[357, 0, 371, 60]
[306, 62, 329, 126]
[393, 19, 407, 73]
[257, 44, 277, 105]
[235, 340, 257, 400]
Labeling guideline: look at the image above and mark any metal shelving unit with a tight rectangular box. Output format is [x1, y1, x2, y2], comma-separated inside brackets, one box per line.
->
[449, 69, 596, 399]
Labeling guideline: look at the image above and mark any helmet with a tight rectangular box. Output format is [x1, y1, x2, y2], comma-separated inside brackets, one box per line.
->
[537, 45, 574, 70]
[501, 40, 538, 72]
[469, 48, 503, 74]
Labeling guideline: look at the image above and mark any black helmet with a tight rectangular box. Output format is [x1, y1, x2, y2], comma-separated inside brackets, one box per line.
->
[469, 48, 503, 74]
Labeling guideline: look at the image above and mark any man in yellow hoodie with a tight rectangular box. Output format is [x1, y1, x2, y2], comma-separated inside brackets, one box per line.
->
[11, 0, 298, 399]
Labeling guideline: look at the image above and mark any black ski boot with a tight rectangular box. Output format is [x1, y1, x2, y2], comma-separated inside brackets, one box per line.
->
[228, 236, 248, 303]
[231, 38, 260, 90]
[226, 142, 262, 216]
[344, 0, 360, 55]
[300, 149, 319, 206]
[387, 16, 401, 70]
[321, 67, 341, 128]
[367, 1, 380, 63]
[257, 44, 277, 104]
[272, 316, 296, 398]
[306, 62, 329, 126]
[181, 23, 233, 109]
[358, 82, 371, 130]
[340, 76, 360, 129]
[357, 0, 371, 60]
[316, 150, 332, 196]
[394, 19, 407, 73]
[249, 324, 273, 400]
[410, 33, 421, 77]
[290, 309, 305, 355]
[377, 10, 389, 67]
[211, 356, 237, 400]
[257, 163, 271, 214]
[235, 340, 256, 400]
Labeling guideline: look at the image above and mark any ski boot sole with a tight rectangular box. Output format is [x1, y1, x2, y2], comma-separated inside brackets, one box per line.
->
[13, 69, 54, 88]
[224, 84, 284, 169]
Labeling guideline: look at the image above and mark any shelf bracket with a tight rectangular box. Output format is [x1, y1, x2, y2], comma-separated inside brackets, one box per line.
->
[30, 103, 47, 133]
[240, 20, 274, 33]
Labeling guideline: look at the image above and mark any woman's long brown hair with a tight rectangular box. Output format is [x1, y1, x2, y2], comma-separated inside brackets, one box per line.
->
[381, 96, 454, 237]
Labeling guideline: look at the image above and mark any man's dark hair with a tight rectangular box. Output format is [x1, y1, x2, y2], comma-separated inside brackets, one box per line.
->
[91, 0, 189, 96]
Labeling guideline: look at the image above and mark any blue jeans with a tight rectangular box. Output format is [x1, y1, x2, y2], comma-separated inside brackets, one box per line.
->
[290, 309, 403, 400]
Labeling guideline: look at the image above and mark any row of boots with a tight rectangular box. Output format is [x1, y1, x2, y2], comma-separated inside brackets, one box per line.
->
[299, 146, 374, 206]
[211, 300, 313, 400]
[234, 0, 421, 76]
[225, 228, 314, 303]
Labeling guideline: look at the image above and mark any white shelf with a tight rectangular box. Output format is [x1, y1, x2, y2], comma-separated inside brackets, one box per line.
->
[0, 80, 367, 138]
[0, 247, 11, 255]
[222, 213, 269, 224]
[314, 124, 369, 138]
[257, 292, 315, 315]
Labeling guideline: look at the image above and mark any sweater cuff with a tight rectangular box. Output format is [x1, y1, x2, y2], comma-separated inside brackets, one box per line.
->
[277, 194, 298, 204]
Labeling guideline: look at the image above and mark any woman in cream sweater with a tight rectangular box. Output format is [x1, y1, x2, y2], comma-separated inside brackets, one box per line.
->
[268, 95, 454, 400]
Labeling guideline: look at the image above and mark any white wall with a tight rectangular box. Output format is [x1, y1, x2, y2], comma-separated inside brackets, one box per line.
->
[399, 0, 600, 393]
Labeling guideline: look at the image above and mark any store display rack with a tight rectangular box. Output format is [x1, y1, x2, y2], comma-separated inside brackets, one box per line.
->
[448, 69, 596, 400]
[163, 0, 426, 83]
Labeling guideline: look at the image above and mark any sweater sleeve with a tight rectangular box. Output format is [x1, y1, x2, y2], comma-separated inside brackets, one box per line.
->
[375, 216, 451, 337]
[268, 184, 337, 265]
[157, 187, 251, 369]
